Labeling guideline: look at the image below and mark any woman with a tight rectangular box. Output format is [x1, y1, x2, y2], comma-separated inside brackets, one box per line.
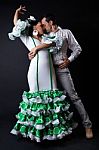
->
[8, 5, 74, 142]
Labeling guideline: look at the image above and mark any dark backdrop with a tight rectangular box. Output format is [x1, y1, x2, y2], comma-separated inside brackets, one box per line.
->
[0, 0, 98, 131]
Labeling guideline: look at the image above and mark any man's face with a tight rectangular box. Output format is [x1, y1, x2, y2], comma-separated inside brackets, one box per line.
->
[41, 17, 52, 33]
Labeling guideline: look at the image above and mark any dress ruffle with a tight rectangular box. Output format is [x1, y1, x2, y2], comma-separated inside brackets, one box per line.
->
[11, 90, 74, 142]
[8, 19, 29, 40]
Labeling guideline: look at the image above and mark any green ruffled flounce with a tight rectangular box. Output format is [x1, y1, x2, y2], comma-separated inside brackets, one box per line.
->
[11, 90, 74, 142]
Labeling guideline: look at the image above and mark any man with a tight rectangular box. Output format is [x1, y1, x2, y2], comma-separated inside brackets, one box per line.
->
[29, 14, 93, 139]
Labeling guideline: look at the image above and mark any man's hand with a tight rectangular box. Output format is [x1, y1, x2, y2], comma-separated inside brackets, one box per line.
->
[28, 47, 38, 60]
[59, 58, 70, 69]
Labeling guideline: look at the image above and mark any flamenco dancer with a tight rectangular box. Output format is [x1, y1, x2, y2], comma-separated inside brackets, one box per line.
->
[8, 5, 75, 142]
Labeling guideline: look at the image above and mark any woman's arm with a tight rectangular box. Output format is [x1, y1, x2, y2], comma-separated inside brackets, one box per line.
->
[28, 42, 55, 60]
[33, 42, 55, 51]
[13, 5, 26, 25]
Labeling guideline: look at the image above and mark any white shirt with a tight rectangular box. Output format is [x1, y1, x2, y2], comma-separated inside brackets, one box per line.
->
[50, 27, 82, 64]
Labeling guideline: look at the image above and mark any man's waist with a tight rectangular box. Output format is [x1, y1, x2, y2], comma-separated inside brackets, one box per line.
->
[53, 64, 69, 72]
[53, 63, 62, 68]
[53, 58, 68, 66]
[52, 54, 67, 62]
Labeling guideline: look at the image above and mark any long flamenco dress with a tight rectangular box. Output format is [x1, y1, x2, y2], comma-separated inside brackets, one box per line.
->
[8, 21, 74, 142]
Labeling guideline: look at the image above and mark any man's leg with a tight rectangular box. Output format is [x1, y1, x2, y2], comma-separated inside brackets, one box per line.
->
[56, 70, 93, 138]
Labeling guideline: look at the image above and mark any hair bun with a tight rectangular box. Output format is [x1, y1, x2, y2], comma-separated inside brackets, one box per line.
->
[28, 16, 36, 21]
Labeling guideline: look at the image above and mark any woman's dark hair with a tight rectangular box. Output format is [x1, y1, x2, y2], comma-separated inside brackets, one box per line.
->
[26, 18, 39, 36]
[42, 13, 57, 25]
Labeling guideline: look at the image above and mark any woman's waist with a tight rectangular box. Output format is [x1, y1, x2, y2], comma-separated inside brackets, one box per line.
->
[33, 50, 49, 58]
[31, 53, 51, 63]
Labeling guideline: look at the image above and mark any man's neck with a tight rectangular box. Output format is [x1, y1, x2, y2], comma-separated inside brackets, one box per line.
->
[52, 25, 59, 33]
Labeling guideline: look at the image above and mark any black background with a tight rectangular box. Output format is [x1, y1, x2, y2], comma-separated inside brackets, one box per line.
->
[0, 0, 99, 149]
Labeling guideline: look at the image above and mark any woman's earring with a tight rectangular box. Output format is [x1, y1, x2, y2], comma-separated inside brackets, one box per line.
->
[33, 30, 38, 36]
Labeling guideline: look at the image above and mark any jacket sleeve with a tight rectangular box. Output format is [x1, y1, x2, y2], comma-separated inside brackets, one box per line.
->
[66, 29, 82, 62]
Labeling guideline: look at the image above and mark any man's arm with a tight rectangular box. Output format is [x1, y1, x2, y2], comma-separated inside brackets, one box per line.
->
[59, 29, 82, 69]
[67, 29, 82, 62]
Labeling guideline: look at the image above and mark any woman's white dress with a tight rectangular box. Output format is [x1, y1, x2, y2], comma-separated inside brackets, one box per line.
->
[20, 36, 57, 92]
[8, 20, 74, 142]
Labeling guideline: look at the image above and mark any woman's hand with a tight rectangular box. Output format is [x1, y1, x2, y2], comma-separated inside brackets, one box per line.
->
[28, 48, 38, 60]
[16, 5, 27, 15]
[13, 5, 27, 25]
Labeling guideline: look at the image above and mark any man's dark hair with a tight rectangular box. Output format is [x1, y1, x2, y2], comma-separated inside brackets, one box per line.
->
[42, 13, 57, 25]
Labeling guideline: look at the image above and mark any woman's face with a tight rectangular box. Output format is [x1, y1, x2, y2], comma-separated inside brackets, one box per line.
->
[35, 22, 44, 35]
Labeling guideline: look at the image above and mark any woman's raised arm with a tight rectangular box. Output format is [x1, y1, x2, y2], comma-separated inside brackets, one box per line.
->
[13, 5, 27, 25]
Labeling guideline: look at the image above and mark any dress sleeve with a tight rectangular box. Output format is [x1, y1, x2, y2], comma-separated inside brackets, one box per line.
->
[42, 34, 61, 53]
[8, 19, 29, 40]
[8, 19, 35, 51]
[42, 35, 53, 44]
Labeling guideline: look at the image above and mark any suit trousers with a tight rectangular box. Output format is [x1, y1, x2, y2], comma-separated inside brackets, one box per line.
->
[55, 67, 92, 128]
